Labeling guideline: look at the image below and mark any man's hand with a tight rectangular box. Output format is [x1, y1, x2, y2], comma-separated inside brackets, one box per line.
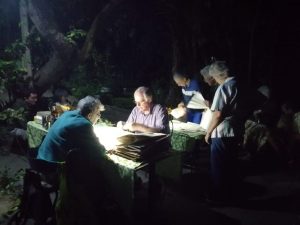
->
[178, 102, 185, 108]
[117, 121, 135, 132]
[205, 133, 211, 144]
[122, 122, 133, 131]
[117, 121, 125, 129]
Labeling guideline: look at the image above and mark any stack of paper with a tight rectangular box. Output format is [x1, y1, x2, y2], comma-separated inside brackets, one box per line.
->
[186, 92, 208, 109]
[171, 120, 203, 132]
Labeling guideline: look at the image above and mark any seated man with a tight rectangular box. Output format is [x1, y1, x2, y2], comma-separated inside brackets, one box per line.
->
[118, 86, 169, 134]
[10, 87, 40, 154]
[117, 87, 169, 195]
[37, 95, 106, 163]
[37, 95, 111, 225]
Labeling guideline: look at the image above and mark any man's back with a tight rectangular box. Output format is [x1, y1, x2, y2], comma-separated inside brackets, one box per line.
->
[37, 110, 105, 163]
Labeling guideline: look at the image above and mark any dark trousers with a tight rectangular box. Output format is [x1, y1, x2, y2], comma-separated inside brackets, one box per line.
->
[210, 137, 239, 199]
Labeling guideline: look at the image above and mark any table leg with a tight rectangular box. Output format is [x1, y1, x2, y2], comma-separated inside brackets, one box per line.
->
[148, 162, 156, 211]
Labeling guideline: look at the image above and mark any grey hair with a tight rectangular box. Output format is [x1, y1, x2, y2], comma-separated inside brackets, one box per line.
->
[77, 96, 101, 117]
[200, 65, 211, 77]
[209, 61, 229, 78]
[134, 86, 153, 103]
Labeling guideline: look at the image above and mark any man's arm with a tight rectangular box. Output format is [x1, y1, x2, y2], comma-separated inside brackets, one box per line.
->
[125, 106, 169, 133]
[77, 124, 107, 157]
[205, 110, 222, 144]
[121, 107, 136, 131]
[130, 123, 161, 133]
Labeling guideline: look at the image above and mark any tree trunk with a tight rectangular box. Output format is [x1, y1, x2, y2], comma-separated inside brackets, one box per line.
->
[79, 0, 124, 63]
[27, 0, 75, 91]
[27, 0, 123, 93]
[19, 0, 33, 84]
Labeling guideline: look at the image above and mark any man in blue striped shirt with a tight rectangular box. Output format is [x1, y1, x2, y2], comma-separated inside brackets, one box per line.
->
[205, 61, 243, 203]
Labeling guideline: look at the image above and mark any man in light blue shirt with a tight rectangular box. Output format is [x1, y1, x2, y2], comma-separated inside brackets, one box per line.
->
[205, 61, 243, 203]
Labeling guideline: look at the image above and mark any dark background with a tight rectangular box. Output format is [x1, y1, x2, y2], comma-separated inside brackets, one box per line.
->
[0, 0, 299, 103]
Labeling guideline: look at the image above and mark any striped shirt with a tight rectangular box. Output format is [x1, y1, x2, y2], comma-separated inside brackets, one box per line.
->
[182, 79, 201, 106]
[210, 77, 240, 138]
[126, 104, 170, 134]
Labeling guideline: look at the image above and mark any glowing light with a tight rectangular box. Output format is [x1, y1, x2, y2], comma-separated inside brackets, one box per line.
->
[93, 124, 142, 168]
[93, 124, 130, 150]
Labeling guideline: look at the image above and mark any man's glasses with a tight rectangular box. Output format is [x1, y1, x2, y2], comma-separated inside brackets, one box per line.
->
[134, 100, 146, 106]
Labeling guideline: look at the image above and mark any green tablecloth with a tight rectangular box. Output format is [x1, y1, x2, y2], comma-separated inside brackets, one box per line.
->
[26, 121, 182, 216]
[27, 121, 205, 153]
[27, 121, 48, 148]
[26, 120, 205, 215]
[170, 121, 206, 152]
[27, 121, 136, 216]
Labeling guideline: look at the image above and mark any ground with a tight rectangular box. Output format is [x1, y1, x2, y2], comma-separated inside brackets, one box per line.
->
[1, 105, 300, 224]
[1, 150, 300, 225]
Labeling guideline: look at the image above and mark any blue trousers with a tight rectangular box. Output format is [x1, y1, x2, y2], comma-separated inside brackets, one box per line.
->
[210, 137, 239, 198]
[187, 110, 202, 124]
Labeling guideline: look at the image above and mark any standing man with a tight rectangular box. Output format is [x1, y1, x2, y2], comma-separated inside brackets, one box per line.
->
[173, 68, 203, 124]
[118, 86, 169, 134]
[204, 61, 243, 203]
[200, 65, 218, 106]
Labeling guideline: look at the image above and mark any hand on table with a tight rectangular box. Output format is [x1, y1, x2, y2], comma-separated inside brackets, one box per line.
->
[117, 121, 125, 129]
[122, 122, 134, 131]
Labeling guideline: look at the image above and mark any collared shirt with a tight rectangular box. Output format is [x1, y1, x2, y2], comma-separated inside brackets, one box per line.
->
[182, 79, 201, 106]
[126, 104, 170, 133]
[210, 77, 240, 138]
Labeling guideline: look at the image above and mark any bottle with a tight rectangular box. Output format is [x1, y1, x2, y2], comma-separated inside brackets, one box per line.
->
[51, 106, 59, 119]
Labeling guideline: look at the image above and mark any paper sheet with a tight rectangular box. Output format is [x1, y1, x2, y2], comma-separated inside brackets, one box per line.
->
[170, 107, 186, 119]
[199, 109, 213, 131]
[171, 120, 204, 132]
[186, 92, 208, 109]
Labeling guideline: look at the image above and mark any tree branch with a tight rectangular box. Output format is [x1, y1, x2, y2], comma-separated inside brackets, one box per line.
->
[79, 0, 124, 62]
[27, 0, 74, 57]
[26, 0, 123, 92]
